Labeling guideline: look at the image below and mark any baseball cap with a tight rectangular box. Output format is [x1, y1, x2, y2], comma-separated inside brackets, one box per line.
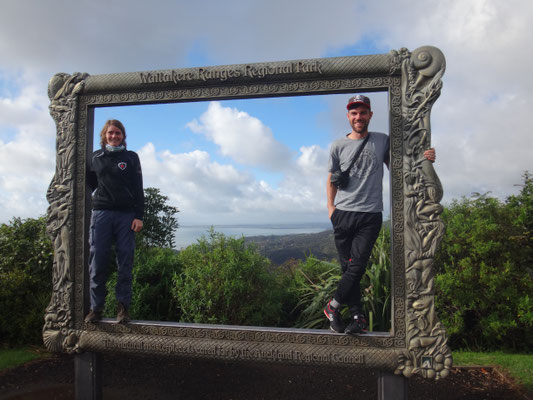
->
[346, 95, 371, 110]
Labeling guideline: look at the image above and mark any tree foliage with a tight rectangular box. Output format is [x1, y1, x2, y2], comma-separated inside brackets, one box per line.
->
[0, 217, 53, 345]
[137, 187, 179, 248]
[435, 172, 533, 351]
[0, 216, 52, 277]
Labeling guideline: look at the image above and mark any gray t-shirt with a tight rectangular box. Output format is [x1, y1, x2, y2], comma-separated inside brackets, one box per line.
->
[328, 132, 389, 213]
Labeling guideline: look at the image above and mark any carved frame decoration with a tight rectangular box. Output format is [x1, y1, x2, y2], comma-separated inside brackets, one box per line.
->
[44, 46, 451, 379]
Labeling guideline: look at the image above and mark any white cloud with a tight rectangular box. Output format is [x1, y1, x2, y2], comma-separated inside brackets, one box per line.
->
[287, 145, 329, 208]
[138, 143, 252, 223]
[0, 0, 363, 74]
[137, 141, 329, 225]
[0, 71, 55, 222]
[358, 0, 533, 203]
[186, 102, 293, 170]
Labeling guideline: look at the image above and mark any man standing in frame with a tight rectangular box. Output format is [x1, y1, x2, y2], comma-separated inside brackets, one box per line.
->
[324, 95, 435, 334]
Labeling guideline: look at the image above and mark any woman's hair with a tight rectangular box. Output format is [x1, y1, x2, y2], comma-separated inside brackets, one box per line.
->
[99, 119, 127, 149]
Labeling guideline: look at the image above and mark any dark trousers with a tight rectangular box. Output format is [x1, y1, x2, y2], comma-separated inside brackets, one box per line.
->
[330, 209, 382, 315]
[88, 210, 136, 311]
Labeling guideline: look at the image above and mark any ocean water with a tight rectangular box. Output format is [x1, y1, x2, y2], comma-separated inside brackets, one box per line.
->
[174, 223, 331, 250]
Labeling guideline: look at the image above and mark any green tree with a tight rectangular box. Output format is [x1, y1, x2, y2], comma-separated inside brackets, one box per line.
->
[137, 187, 179, 248]
[0, 216, 52, 277]
[435, 173, 533, 351]
[506, 171, 533, 274]
[0, 217, 53, 345]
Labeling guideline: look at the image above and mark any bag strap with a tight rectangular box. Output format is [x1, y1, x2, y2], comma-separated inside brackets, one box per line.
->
[342, 133, 370, 174]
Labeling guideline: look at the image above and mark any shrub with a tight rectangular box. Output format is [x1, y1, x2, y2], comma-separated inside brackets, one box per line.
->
[0, 269, 51, 345]
[172, 229, 284, 326]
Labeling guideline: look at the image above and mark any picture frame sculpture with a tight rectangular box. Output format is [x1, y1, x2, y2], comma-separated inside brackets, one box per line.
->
[44, 45, 451, 380]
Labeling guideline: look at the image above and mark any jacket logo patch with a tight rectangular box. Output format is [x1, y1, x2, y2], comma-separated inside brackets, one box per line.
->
[118, 162, 127, 170]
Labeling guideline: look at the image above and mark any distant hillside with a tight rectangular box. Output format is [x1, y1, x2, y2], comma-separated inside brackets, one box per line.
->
[244, 230, 337, 265]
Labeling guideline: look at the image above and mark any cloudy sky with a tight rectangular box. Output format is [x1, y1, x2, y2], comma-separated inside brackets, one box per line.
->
[0, 0, 531, 227]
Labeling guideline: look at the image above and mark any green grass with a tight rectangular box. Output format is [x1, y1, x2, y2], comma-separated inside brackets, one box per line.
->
[0, 346, 50, 370]
[454, 351, 533, 393]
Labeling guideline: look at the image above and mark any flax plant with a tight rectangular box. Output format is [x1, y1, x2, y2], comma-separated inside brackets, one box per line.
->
[292, 227, 391, 332]
[361, 228, 392, 332]
[291, 258, 343, 329]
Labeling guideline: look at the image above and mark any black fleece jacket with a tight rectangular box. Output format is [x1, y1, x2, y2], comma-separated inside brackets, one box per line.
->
[87, 148, 144, 220]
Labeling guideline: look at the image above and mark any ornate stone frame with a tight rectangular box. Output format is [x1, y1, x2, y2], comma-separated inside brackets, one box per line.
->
[44, 46, 451, 380]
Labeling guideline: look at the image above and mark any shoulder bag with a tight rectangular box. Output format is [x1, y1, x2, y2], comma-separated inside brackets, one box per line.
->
[330, 133, 370, 190]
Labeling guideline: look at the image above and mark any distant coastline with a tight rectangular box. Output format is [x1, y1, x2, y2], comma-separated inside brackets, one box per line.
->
[174, 223, 332, 250]
[180, 222, 331, 229]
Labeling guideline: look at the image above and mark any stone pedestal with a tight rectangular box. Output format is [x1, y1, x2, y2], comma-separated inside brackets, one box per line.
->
[378, 372, 408, 400]
[75, 352, 102, 400]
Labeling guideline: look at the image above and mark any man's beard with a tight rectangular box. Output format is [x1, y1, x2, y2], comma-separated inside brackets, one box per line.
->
[352, 120, 369, 133]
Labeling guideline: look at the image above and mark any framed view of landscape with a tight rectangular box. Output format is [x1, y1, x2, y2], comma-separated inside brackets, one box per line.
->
[44, 46, 452, 379]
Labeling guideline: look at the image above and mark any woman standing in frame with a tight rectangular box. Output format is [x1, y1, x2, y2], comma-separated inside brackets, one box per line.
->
[85, 119, 144, 324]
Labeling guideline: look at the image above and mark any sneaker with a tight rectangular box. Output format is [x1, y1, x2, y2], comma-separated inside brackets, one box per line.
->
[323, 300, 345, 333]
[344, 314, 368, 335]
[84, 310, 102, 324]
[117, 303, 130, 324]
